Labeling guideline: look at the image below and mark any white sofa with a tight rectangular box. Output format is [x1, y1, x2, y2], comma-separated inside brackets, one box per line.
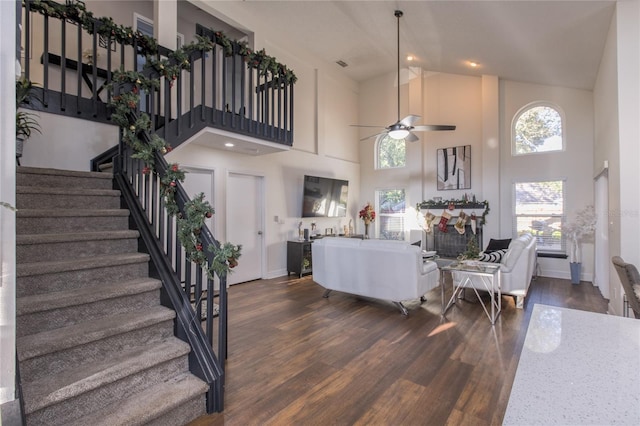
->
[311, 237, 439, 315]
[453, 233, 537, 308]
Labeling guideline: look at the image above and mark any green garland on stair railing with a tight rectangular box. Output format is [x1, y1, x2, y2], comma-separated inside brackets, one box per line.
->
[177, 194, 242, 279]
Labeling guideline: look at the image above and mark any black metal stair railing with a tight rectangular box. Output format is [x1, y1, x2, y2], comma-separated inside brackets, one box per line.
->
[20, 0, 295, 149]
[112, 113, 228, 413]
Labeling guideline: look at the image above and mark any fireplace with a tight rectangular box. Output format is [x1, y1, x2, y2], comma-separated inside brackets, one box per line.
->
[425, 222, 483, 259]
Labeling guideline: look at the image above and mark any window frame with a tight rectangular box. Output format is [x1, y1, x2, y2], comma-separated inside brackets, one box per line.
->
[511, 102, 565, 156]
[375, 134, 406, 170]
[512, 179, 566, 255]
[375, 188, 406, 241]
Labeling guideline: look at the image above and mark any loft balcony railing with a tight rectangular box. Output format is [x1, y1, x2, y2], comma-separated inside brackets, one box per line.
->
[19, 0, 295, 148]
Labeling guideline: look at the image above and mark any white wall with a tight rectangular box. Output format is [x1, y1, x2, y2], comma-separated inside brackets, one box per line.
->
[20, 112, 118, 171]
[605, 1, 640, 315]
[167, 143, 360, 278]
[500, 81, 595, 280]
[0, 0, 17, 411]
[358, 70, 483, 240]
[594, 10, 620, 313]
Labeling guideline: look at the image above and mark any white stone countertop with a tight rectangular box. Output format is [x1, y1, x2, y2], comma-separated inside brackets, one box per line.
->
[503, 304, 640, 425]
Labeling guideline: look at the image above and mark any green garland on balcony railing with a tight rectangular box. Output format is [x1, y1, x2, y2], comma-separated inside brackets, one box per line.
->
[26, 0, 297, 83]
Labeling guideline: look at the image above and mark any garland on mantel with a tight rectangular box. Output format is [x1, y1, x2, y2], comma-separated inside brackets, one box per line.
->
[25, 0, 251, 276]
[416, 198, 490, 225]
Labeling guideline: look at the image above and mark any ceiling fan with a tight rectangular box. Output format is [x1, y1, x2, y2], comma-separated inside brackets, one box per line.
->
[352, 10, 456, 142]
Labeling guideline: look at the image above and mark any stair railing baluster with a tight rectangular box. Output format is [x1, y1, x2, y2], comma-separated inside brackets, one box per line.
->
[60, 20, 66, 111]
[76, 21, 81, 112]
[91, 25, 98, 116]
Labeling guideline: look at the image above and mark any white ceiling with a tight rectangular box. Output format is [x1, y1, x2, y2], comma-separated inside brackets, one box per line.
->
[206, 0, 616, 91]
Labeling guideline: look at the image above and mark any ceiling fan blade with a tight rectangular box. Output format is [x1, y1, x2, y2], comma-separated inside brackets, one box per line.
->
[412, 124, 457, 131]
[360, 132, 384, 141]
[399, 114, 421, 127]
[405, 132, 420, 143]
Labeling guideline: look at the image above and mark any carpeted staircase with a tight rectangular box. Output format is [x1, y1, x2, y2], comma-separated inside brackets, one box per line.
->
[15, 166, 208, 426]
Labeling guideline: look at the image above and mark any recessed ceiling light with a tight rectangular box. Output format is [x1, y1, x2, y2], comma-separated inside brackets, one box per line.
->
[406, 55, 415, 61]
[468, 61, 479, 68]
[224, 142, 235, 147]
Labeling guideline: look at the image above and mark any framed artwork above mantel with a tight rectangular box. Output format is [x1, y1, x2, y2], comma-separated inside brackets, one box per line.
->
[437, 145, 471, 190]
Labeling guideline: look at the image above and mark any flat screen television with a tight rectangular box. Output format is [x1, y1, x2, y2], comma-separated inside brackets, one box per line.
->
[301, 175, 348, 217]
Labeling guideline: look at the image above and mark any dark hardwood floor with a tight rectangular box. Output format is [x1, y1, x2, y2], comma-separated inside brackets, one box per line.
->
[189, 274, 608, 425]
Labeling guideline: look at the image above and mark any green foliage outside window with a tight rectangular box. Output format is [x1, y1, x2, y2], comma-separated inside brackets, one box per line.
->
[514, 105, 563, 154]
[377, 135, 406, 169]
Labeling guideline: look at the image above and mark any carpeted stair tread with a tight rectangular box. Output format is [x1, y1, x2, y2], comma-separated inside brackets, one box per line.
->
[17, 306, 175, 361]
[68, 372, 208, 426]
[16, 185, 120, 197]
[16, 277, 161, 316]
[23, 339, 191, 414]
[16, 208, 129, 218]
[17, 166, 112, 181]
[17, 229, 139, 245]
[17, 253, 149, 277]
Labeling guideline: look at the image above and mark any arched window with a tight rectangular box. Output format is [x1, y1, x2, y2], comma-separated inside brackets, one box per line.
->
[376, 134, 406, 169]
[512, 103, 564, 155]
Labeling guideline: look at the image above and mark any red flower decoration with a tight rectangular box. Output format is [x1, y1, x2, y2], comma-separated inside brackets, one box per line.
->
[359, 203, 376, 222]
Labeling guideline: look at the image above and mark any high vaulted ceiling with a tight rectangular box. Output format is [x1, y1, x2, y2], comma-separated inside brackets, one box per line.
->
[201, 0, 616, 91]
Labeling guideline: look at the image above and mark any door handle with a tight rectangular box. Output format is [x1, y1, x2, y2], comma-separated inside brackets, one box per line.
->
[258, 231, 263, 235]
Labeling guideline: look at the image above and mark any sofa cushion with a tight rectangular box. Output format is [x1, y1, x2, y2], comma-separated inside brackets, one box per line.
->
[478, 248, 507, 263]
[485, 238, 511, 253]
[500, 238, 526, 273]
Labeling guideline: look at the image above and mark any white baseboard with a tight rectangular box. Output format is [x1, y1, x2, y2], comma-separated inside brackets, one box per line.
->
[538, 266, 593, 283]
[266, 268, 288, 279]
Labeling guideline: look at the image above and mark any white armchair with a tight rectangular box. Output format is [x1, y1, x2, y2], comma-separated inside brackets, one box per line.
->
[453, 233, 536, 308]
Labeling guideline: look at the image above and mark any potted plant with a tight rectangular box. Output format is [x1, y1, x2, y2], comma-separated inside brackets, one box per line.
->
[561, 205, 597, 284]
[16, 77, 42, 164]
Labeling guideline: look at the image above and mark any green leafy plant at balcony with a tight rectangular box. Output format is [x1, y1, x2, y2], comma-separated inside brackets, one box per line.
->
[16, 76, 42, 163]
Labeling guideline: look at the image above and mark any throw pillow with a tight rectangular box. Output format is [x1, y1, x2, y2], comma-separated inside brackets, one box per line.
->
[478, 248, 507, 263]
[485, 238, 511, 253]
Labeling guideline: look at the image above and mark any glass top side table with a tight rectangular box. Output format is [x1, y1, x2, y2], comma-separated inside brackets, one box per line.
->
[440, 261, 502, 324]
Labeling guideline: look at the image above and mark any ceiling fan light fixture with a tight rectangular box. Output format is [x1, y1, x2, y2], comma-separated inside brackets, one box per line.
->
[388, 128, 410, 140]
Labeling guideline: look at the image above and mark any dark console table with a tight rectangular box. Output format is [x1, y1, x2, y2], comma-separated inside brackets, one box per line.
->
[287, 240, 313, 278]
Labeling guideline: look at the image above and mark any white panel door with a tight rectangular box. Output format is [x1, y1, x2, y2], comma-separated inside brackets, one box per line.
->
[227, 172, 264, 285]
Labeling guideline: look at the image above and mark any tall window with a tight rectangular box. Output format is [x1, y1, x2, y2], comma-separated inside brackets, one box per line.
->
[512, 103, 564, 155]
[376, 189, 405, 240]
[514, 180, 565, 253]
[376, 134, 406, 169]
